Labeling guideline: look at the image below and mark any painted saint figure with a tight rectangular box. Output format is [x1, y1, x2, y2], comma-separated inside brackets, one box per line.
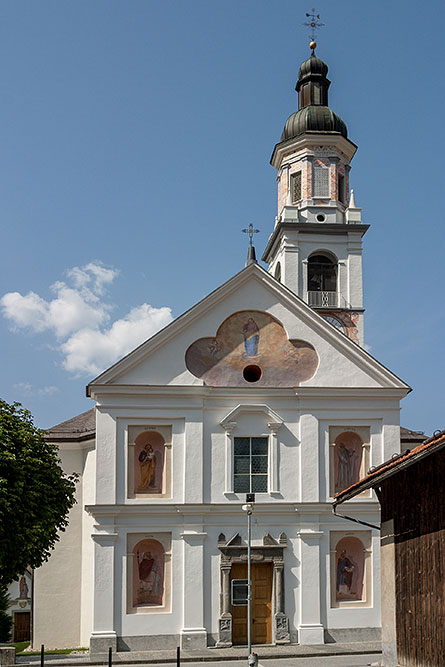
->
[19, 576, 29, 599]
[138, 444, 156, 489]
[136, 550, 163, 605]
[242, 317, 260, 357]
[336, 550, 355, 596]
[336, 443, 356, 490]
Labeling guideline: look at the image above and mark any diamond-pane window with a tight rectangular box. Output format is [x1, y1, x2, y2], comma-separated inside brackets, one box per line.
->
[313, 166, 330, 198]
[291, 172, 302, 203]
[234, 437, 268, 493]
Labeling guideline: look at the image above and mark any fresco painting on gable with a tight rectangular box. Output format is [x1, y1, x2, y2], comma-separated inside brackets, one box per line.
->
[133, 538, 165, 607]
[134, 430, 165, 494]
[185, 310, 318, 387]
[335, 536, 365, 602]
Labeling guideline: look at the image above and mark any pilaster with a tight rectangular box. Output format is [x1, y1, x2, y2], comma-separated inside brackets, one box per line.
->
[90, 531, 118, 653]
[216, 558, 233, 647]
[180, 530, 207, 649]
[297, 528, 324, 645]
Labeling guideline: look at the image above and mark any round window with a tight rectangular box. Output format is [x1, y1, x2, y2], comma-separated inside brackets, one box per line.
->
[316, 213, 326, 222]
[243, 365, 262, 383]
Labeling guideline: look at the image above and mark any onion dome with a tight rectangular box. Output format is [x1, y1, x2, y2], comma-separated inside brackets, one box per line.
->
[280, 46, 348, 141]
[281, 106, 347, 141]
[298, 55, 328, 81]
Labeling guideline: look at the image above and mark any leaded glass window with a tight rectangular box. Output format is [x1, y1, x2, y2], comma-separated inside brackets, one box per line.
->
[290, 172, 302, 203]
[313, 166, 330, 198]
[234, 437, 268, 493]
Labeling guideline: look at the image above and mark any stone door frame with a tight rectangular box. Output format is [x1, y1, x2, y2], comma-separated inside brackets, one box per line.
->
[216, 532, 290, 647]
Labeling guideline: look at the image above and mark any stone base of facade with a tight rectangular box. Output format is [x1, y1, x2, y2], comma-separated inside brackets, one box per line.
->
[180, 628, 207, 650]
[324, 627, 381, 643]
[89, 632, 117, 654]
[91, 634, 180, 655]
[298, 624, 325, 645]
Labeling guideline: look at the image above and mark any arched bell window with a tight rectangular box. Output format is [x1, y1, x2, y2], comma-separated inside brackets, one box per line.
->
[307, 254, 338, 307]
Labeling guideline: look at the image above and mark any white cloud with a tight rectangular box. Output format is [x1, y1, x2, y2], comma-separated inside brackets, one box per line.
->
[1, 262, 116, 338]
[13, 382, 59, 398]
[1, 262, 173, 377]
[61, 303, 173, 376]
[1, 291, 49, 331]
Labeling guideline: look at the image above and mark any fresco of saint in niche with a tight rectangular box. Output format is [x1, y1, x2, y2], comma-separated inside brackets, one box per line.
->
[19, 576, 29, 599]
[334, 431, 363, 494]
[134, 431, 165, 494]
[335, 536, 365, 601]
[133, 538, 164, 607]
[185, 310, 318, 387]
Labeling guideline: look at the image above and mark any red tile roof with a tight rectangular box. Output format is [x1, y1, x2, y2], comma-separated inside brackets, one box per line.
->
[334, 429, 445, 505]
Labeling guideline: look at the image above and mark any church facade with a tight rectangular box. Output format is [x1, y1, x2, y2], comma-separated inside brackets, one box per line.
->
[34, 44, 410, 653]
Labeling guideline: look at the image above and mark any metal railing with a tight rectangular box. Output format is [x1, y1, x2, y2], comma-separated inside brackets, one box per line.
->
[307, 290, 338, 308]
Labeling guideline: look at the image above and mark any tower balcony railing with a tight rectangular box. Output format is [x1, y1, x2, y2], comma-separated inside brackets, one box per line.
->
[307, 290, 338, 308]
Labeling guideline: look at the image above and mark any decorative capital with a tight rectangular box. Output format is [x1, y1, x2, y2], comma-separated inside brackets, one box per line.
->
[221, 420, 237, 433]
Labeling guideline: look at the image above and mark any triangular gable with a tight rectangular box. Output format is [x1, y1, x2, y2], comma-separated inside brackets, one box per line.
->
[87, 263, 410, 394]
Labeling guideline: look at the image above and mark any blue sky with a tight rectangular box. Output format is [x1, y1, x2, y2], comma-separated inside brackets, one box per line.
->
[1, 0, 444, 435]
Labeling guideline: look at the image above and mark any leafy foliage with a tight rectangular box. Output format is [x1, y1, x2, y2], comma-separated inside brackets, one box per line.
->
[0, 400, 78, 585]
[0, 584, 12, 641]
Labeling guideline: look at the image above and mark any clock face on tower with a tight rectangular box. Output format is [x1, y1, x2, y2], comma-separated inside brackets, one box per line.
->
[322, 315, 344, 332]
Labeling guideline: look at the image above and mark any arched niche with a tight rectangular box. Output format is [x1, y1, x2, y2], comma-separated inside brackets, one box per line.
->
[330, 531, 372, 609]
[334, 431, 363, 494]
[133, 538, 165, 608]
[335, 536, 365, 601]
[127, 532, 172, 614]
[127, 425, 172, 498]
[329, 426, 370, 499]
[134, 431, 165, 494]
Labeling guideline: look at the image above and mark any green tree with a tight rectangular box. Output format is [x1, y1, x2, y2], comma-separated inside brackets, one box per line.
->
[0, 584, 12, 642]
[0, 400, 77, 585]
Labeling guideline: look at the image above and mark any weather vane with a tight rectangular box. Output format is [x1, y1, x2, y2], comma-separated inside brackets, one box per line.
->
[242, 223, 260, 247]
[304, 8, 324, 48]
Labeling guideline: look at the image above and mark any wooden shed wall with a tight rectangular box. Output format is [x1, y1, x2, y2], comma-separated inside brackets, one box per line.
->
[381, 448, 445, 667]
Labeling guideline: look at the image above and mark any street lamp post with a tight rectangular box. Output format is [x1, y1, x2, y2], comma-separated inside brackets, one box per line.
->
[242, 493, 258, 667]
[247, 499, 252, 655]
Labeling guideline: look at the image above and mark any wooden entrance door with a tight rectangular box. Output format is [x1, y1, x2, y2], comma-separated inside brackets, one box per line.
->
[231, 562, 272, 645]
[14, 612, 30, 642]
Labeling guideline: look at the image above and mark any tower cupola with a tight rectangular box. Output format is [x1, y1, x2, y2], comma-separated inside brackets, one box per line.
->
[281, 48, 348, 142]
[263, 42, 369, 347]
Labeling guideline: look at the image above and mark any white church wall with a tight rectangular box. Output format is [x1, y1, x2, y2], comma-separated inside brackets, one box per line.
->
[33, 444, 90, 649]
[80, 446, 96, 646]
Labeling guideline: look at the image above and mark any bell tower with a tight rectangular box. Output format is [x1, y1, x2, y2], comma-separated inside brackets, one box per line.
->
[262, 41, 368, 346]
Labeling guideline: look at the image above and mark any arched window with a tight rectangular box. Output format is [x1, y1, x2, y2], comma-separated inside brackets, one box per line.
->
[307, 254, 337, 307]
[274, 262, 281, 282]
